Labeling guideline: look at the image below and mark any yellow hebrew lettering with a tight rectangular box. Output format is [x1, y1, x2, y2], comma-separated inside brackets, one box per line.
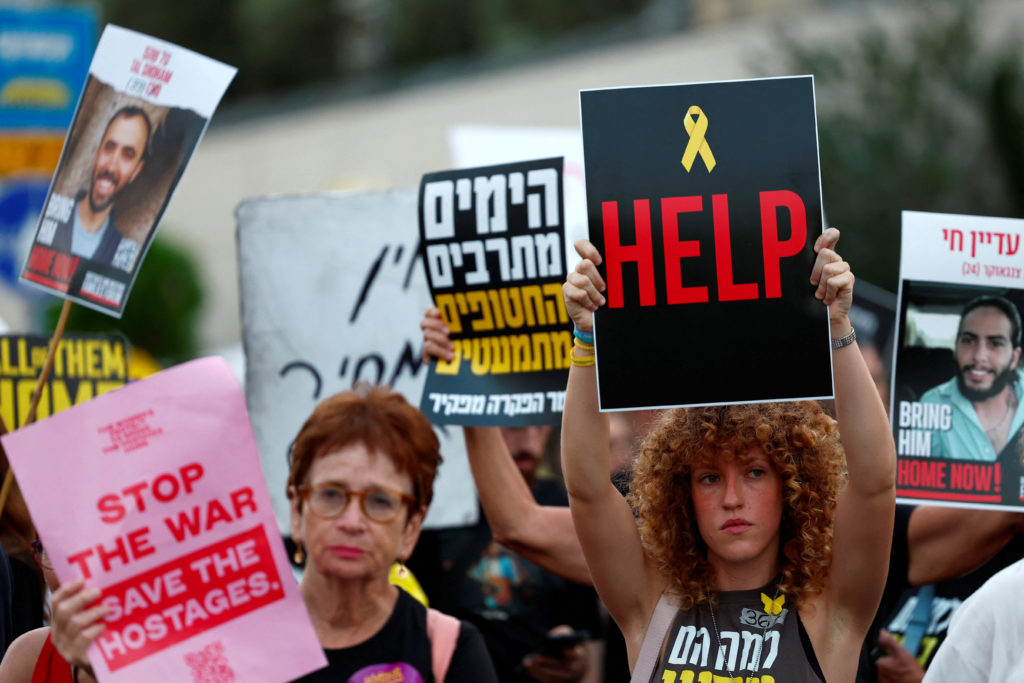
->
[467, 291, 494, 332]
[531, 331, 555, 371]
[681, 105, 716, 173]
[501, 286, 526, 329]
[522, 285, 546, 326]
[490, 336, 512, 373]
[470, 337, 491, 376]
[510, 334, 531, 372]
[486, 289, 506, 329]
[435, 340, 466, 375]
[551, 330, 573, 370]
[543, 282, 571, 324]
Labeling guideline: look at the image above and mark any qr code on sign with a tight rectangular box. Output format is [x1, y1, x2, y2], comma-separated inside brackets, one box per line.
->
[184, 641, 235, 683]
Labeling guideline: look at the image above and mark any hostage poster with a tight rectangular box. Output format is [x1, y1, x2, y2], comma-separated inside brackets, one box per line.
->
[19, 25, 235, 316]
[418, 158, 572, 426]
[892, 211, 1024, 509]
[1, 357, 326, 681]
[580, 75, 832, 411]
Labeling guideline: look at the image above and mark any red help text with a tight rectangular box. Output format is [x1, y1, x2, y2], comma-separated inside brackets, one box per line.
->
[601, 190, 807, 307]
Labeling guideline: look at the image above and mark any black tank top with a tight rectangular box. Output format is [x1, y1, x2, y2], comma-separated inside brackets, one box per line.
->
[647, 584, 825, 682]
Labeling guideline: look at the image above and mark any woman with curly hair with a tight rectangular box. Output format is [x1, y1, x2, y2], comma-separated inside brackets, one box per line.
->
[560, 229, 895, 683]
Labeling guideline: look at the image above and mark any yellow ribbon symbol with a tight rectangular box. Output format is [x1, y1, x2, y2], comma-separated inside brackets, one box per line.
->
[681, 105, 716, 173]
[760, 593, 785, 615]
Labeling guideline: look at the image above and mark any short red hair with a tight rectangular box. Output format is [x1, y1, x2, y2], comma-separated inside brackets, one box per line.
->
[287, 385, 442, 511]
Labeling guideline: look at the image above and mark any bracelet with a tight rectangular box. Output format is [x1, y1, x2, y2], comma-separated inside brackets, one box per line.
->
[572, 325, 594, 344]
[573, 337, 594, 351]
[570, 353, 596, 367]
[831, 327, 857, 350]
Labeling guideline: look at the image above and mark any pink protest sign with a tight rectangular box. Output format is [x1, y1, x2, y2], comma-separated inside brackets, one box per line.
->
[2, 357, 326, 681]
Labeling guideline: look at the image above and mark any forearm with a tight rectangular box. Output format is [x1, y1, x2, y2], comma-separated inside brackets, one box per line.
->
[464, 426, 536, 538]
[561, 362, 612, 504]
[465, 425, 592, 584]
[908, 507, 1024, 585]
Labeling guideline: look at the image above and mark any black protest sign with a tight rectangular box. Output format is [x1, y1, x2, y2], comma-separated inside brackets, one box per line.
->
[0, 334, 128, 428]
[419, 158, 570, 425]
[580, 76, 831, 410]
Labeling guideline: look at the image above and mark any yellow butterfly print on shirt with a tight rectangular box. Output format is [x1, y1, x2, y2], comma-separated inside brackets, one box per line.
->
[761, 593, 785, 615]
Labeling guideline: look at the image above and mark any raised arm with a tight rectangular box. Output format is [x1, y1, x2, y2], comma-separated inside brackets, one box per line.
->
[560, 240, 663, 653]
[908, 506, 1024, 585]
[420, 309, 592, 585]
[814, 229, 897, 632]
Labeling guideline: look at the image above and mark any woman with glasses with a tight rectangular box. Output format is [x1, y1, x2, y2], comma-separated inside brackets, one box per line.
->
[18, 385, 497, 682]
[286, 385, 497, 681]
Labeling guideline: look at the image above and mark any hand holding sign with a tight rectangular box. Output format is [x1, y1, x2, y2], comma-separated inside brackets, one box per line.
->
[51, 579, 109, 675]
[561, 239, 607, 334]
[810, 228, 855, 327]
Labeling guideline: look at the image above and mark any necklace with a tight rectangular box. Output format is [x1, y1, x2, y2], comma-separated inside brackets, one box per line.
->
[707, 585, 782, 683]
[983, 389, 1018, 453]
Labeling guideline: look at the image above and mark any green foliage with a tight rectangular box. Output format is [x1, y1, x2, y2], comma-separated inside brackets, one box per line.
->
[770, 1, 1024, 290]
[41, 236, 203, 365]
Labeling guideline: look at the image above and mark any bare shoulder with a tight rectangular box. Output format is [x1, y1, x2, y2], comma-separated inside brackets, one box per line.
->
[0, 626, 51, 682]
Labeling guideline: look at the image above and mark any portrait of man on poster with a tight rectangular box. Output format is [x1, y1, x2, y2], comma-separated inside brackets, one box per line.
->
[921, 295, 1024, 461]
[42, 106, 151, 272]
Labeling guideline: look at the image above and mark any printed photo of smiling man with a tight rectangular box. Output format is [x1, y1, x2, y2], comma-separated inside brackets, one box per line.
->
[24, 73, 209, 314]
[43, 104, 152, 272]
[919, 295, 1024, 462]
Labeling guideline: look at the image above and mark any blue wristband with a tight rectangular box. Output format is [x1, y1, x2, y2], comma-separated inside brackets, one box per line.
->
[573, 325, 594, 344]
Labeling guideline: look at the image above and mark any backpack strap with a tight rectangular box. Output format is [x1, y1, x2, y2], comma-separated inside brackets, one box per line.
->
[630, 594, 678, 683]
[427, 608, 461, 682]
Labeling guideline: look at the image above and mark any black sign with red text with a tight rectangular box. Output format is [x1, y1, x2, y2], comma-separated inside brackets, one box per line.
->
[580, 76, 832, 410]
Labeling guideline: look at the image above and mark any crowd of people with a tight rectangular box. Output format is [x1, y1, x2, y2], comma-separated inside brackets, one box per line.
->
[0, 230, 1021, 682]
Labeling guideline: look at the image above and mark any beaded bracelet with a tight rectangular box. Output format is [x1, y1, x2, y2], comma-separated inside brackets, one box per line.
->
[572, 325, 594, 344]
[571, 353, 596, 367]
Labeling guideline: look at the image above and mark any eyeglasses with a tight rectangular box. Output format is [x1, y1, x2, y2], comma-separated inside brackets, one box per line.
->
[30, 539, 51, 570]
[297, 483, 414, 523]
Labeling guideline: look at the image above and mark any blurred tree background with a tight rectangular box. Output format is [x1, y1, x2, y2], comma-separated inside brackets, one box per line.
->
[94, 0, 655, 99]
[770, 0, 1024, 290]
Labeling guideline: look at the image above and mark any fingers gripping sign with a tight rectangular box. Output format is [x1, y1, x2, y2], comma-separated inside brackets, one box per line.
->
[810, 228, 854, 326]
[420, 306, 455, 363]
[51, 578, 111, 671]
[562, 239, 607, 333]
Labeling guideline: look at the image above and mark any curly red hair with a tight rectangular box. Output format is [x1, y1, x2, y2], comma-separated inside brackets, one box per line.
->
[288, 385, 442, 512]
[628, 401, 845, 609]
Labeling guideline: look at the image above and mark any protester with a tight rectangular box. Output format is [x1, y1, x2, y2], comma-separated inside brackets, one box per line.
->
[558, 229, 894, 681]
[921, 556, 1024, 682]
[0, 538, 95, 682]
[37, 385, 498, 681]
[920, 295, 1023, 461]
[406, 418, 601, 683]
